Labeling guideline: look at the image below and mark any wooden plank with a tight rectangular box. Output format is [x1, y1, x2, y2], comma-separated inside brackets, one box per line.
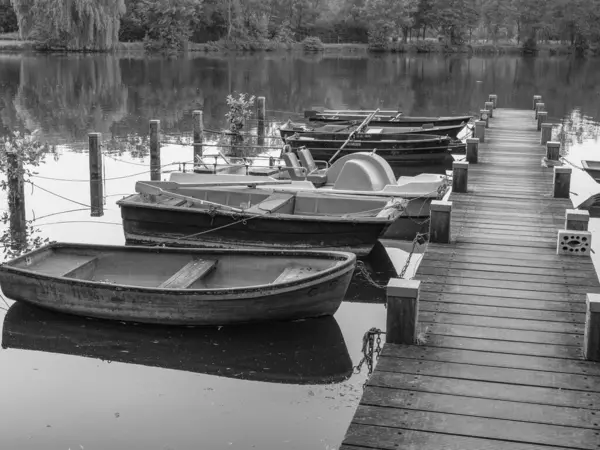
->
[374, 357, 599, 392]
[382, 345, 600, 376]
[272, 266, 312, 284]
[352, 405, 599, 449]
[342, 424, 572, 450]
[420, 285, 582, 303]
[159, 258, 217, 288]
[362, 386, 597, 429]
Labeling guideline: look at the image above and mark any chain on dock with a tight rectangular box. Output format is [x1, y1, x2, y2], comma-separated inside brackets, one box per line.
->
[354, 327, 385, 378]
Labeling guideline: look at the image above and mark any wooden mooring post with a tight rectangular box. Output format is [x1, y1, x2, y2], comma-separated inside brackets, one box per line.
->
[541, 123, 553, 145]
[429, 200, 452, 244]
[484, 101, 494, 117]
[192, 110, 204, 162]
[466, 138, 479, 163]
[553, 166, 571, 199]
[535, 102, 545, 119]
[6, 149, 27, 247]
[452, 161, 468, 193]
[149, 120, 161, 181]
[257, 96, 266, 146]
[565, 209, 589, 231]
[480, 109, 490, 128]
[386, 279, 421, 345]
[546, 141, 560, 161]
[88, 132, 104, 217]
[488, 94, 497, 108]
[474, 120, 486, 142]
[584, 294, 600, 361]
[537, 111, 548, 131]
[533, 95, 542, 109]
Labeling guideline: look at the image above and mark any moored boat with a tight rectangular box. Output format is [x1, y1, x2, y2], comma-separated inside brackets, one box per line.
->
[304, 109, 473, 128]
[118, 183, 404, 256]
[279, 121, 467, 140]
[2, 302, 353, 384]
[0, 243, 356, 325]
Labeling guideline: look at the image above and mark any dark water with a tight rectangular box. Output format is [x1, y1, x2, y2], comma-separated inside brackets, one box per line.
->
[1, 52, 600, 450]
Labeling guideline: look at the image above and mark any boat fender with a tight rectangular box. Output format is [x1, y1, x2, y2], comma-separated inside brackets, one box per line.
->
[282, 144, 292, 153]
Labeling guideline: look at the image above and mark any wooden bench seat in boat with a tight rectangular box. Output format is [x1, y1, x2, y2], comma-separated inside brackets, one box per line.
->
[159, 259, 217, 289]
[62, 255, 101, 279]
[272, 266, 313, 284]
[244, 193, 295, 214]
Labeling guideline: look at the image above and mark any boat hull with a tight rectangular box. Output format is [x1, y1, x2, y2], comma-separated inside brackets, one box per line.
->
[306, 114, 473, 128]
[280, 124, 466, 140]
[0, 245, 356, 326]
[119, 197, 394, 256]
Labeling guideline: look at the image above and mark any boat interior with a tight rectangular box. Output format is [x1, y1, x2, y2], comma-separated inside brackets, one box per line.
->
[9, 245, 346, 290]
[170, 151, 448, 198]
[134, 181, 402, 219]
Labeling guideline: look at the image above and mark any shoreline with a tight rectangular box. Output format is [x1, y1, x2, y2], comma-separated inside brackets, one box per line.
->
[0, 39, 593, 57]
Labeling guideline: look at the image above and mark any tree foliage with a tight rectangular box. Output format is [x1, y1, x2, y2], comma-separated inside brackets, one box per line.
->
[10, 0, 126, 50]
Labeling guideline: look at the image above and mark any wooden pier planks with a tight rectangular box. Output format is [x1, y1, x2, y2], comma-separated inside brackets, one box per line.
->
[341, 108, 600, 450]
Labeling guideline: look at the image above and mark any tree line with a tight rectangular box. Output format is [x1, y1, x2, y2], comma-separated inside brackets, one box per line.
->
[1, 0, 600, 52]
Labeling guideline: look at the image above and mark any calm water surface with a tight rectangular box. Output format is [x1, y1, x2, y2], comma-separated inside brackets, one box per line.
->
[1, 52, 600, 449]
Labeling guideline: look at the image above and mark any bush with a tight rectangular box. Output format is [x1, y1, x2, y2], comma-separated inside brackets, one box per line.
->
[302, 36, 324, 52]
[367, 29, 388, 52]
[0, 4, 18, 33]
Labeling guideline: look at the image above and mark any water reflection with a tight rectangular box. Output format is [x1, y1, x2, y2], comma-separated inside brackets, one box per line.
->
[2, 302, 353, 385]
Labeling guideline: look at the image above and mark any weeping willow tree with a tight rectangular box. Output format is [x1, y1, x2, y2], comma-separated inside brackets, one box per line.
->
[11, 0, 126, 50]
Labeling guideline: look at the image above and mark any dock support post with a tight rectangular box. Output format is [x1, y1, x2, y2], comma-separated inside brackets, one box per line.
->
[537, 111, 548, 131]
[546, 141, 560, 161]
[480, 109, 490, 128]
[192, 110, 203, 162]
[429, 200, 452, 244]
[535, 102, 545, 119]
[541, 123, 553, 145]
[386, 279, 421, 345]
[466, 138, 479, 164]
[257, 96, 266, 147]
[88, 132, 104, 217]
[149, 119, 161, 181]
[565, 209, 589, 231]
[553, 166, 571, 199]
[533, 95, 542, 110]
[452, 161, 468, 193]
[485, 102, 494, 117]
[489, 94, 497, 108]
[584, 294, 600, 361]
[474, 120, 486, 142]
[6, 149, 27, 247]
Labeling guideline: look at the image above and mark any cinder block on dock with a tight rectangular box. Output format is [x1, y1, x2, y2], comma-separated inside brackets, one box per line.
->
[553, 166, 571, 198]
[557, 230, 591, 256]
[584, 294, 600, 361]
[466, 138, 479, 164]
[429, 200, 452, 244]
[386, 279, 421, 345]
[565, 209, 589, 231]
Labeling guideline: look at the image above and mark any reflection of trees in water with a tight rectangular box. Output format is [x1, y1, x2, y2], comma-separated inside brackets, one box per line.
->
[12, 55, 128, 142]
[555, 109, 600, 157]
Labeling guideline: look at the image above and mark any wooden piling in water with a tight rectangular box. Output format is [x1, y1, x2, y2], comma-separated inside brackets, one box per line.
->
[474, 120, 486, 142]
[553, 166, 571, 199]
[192, 110, 204, 162]
[466, 138, 479, 164]
[546, 141, 560, 161]
[386, 279, 421, 345]
[6, 149, 27, 246]
[489, 94, 497, 108]
[257, 96, 266, 147]
[149, 120, 161, 181]
[540, 123, 553, 145]
[429, 200, 452, 244]
[565, 209, 589, 231]
[537, 111, 548, 131]
[452, 161, 468, 193]
[584, 294, 600, 361]
[88, 132, 104, 217]
[533, 95, 542, 109]
[484, 102, 494, 117]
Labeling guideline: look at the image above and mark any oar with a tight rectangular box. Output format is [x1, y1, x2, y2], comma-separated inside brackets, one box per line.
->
[136, 182, 244, 213]
[327, 108, 380, 164]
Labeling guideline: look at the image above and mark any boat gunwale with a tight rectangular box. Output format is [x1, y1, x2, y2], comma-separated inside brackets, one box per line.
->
[0, 242, 357, 296]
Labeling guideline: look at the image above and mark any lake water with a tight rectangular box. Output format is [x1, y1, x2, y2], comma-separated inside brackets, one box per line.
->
[0, 52, 600, 450]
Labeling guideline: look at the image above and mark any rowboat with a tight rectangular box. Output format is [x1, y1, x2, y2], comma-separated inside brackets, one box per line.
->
[117, 181, 405, 256]
[284, 132, 452, 164]
[0, 243, 356, 325]
[2, 303, 353, 384]
[304, 109, 473, 128]
[581, 160, 600, 182]
[279, 121, 467, 140]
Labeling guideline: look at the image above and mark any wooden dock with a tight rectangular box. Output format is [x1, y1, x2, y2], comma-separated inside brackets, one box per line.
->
[341, 107, 600, 449]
